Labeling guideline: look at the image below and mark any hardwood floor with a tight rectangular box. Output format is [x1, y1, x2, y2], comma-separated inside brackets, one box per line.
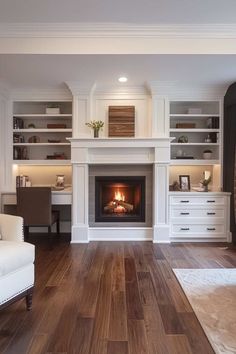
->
[0, 240, 235, 354]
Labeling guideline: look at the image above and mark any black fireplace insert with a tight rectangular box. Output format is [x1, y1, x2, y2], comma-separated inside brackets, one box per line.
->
[95, 176, 145, 222]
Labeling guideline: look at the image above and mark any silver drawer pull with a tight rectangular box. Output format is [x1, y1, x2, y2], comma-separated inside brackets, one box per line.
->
[207, 212, 216, 215]
[180, 227, 190, 231]
[207, 200, 215, 203]
[180, 212, 190, 215]
[207, 227, 216, 231]
[180, 200, 189, 203]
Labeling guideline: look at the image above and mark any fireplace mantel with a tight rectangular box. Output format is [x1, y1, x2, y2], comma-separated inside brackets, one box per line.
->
[69, 137, 171, 243]
[68, 137, 172, 164]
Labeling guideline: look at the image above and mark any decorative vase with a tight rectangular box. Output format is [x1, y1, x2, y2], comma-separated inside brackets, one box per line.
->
[203, 185, 209, 192]
[93, 128, 99, 138]
[203, 152, 212, 160]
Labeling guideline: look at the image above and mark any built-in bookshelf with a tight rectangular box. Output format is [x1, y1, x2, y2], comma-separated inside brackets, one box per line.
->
[169, 100, 222, 190]
[169, 101, 221, 165]
[12, 101, 72, 164]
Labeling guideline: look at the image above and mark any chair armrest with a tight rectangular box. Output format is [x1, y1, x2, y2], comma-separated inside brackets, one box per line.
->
[0, 214, 24, 242]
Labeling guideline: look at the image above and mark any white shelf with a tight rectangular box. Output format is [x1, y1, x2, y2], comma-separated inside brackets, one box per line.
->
[170, 114, 220, 118]
[13, 160, 71, 166]
[13, 129, 72, 133]
[170, 159, 220, 165]
[13, 143, 70, 146]
[13, 114, 72, 118]
[171, 143, 219, 146]
[13, 101, 73, 162]
[170, 128, 219, 133]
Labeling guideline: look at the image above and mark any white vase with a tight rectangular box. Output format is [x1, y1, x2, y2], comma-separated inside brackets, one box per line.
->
[203, 152, 212, 160]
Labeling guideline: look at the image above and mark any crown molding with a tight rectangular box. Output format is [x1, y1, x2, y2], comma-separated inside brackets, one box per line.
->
[11, 87, 72, 100]
[66, 81, 97, 96]
[0, 23, 236, 54]
[94, 84, 148, 96]
[0, 23, 236, 39]
[66, 81, 148, 96]
[148, 81, 228, 100]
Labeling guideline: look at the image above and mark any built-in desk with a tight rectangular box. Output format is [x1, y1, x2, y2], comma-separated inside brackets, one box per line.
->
[1, 187, 72, 211]
[1, 187, 72, 233]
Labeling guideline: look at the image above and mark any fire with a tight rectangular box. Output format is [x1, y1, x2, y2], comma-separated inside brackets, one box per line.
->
[114, 189, 125, 201]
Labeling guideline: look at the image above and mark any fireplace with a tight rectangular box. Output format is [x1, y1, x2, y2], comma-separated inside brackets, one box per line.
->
[95, 176, 145, 222]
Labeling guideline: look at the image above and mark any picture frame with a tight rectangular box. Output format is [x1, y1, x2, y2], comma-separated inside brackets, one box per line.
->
[179, 175, 190, 191]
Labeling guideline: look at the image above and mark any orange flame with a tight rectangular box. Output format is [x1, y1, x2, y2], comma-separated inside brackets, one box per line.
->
[114, 189, 125, 201]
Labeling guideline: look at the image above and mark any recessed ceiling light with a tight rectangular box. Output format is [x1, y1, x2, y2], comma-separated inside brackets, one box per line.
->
[118, 76, 128, 83]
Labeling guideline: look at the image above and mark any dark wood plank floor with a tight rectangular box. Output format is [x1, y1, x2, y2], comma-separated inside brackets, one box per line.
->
[0, 240, 235, 354]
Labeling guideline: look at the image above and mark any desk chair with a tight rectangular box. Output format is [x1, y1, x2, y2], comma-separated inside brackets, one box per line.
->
[16, 187, 60, 247]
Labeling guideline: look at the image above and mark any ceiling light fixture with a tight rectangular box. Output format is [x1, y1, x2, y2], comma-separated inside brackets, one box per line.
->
[118, 76, 128, 83]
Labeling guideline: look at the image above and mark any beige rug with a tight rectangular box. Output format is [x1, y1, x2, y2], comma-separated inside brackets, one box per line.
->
[174, 269, 236, 354]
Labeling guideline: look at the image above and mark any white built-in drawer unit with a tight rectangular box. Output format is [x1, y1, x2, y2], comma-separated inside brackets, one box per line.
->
[169, 192, 231, 242]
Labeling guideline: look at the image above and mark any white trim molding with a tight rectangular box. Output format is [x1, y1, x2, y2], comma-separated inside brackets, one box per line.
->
[11, 88, 72, 101]
[1, 23, 236, 39]
[1, 23, 236, 54]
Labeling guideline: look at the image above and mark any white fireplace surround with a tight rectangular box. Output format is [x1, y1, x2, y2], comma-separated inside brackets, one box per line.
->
[69, 137, 172, 243]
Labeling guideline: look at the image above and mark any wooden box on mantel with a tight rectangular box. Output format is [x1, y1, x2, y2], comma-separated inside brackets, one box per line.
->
[108, 106, 135, 137]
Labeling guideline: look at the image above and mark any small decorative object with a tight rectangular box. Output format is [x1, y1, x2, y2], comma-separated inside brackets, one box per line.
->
[203, 149, 212, 159]
[176, 123, 196, 129]
[13, 134, 24, 143]
[28, 135, 40, 143]
[85, 120, 104, 138]
[187, 108, 202, 114]
[55, 175, 65, 190]
[178, 135, 188, 143]
[108, 106, 135, 137]
[46, 105, 60, 114]
[179, 175, 190, 191]
[46, 152, 66, 160]
[48, 139, 61, 143]
[204, 134, 212, 143]
[47, 123, 66, 129]
[200, 172, 211, 192]
[169, 181, 181, 191]
[28, 123, 36, 128]
[176, 149, 183, 157]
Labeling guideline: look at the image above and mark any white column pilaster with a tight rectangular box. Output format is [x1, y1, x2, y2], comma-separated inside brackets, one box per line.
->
[71, 163, 89, 243]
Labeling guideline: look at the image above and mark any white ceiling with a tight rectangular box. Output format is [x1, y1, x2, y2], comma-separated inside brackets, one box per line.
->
[0, 54, 236, 89]
[0, 1, 236, 90]
[0, 0, 236, 23]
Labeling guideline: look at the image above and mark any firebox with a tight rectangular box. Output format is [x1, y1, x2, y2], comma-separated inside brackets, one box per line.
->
[95, 176, 145, 222]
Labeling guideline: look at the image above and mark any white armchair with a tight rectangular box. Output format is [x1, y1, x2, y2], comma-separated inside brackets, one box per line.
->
[0, 214, 35, 310]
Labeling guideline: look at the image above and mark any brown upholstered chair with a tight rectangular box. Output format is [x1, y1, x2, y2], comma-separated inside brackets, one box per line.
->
[16, 187, 60, 246]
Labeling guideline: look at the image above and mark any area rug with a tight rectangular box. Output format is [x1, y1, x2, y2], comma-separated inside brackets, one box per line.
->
[174, 269, 236, 354]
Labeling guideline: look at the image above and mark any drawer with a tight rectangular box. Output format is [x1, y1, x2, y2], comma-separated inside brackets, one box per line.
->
[171, 209, 225, 218]
[172, 224, 224, 235]
[170, 196, 225, 206]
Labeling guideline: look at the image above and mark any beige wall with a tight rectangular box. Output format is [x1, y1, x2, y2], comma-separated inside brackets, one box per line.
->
[17, 165, 72, 187]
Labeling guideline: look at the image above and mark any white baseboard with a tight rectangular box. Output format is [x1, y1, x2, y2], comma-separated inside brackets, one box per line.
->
[89, 227, 153, 241]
